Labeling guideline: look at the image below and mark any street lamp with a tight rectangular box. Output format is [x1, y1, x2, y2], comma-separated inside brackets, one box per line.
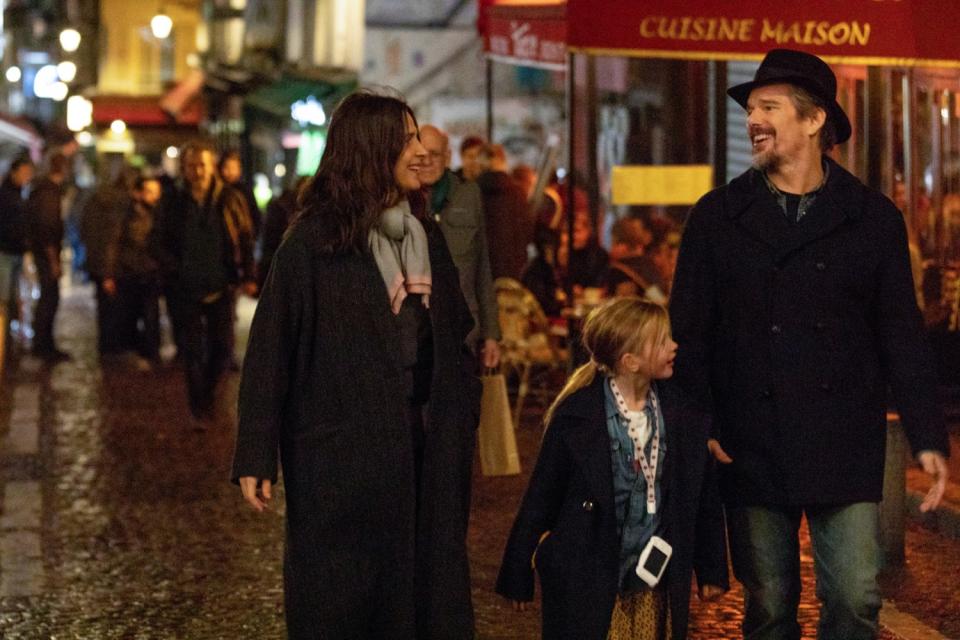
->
[59, 28, 81, 52]
[151, 10, 173, 39]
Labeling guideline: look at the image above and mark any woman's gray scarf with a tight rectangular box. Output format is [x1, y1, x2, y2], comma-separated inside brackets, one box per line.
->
[369, 200, 432, 314]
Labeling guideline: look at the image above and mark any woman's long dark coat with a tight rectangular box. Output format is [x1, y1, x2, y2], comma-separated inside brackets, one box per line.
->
[231, 214, 481, 639]
[495, 376, 728, 640]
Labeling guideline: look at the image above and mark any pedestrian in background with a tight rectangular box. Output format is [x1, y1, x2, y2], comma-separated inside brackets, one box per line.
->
[478, 143, 535, 280]
[218, 149, 263, 251]
[456, 135, 487, 182]
[102, 175, 164, 370]
[79, 162, 137, 357]
[0, 157, 34, 368]
[496, 297, 728, 639]
[670, 48, 951, 640]
[419, 123, 500, 369]
[233, 90, 481, 639]
[257, 175, 307, 291]
[156, 140, 256, 428]
[28, 152, 70, 362]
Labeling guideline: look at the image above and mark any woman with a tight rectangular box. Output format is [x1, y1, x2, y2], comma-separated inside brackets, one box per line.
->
[232, 91, 481, 639]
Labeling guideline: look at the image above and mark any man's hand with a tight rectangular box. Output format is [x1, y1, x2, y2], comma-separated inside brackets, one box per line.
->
[707, 438, 733, 464]
[698, 584, 726, 601]
[239, 476, 272, 512]
[481, 339, 501, 369]
[917, 451, 949, 512]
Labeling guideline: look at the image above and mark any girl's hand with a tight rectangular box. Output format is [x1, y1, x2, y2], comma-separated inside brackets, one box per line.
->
[698, 584, 726, 601]
[511, 599, 531, 611]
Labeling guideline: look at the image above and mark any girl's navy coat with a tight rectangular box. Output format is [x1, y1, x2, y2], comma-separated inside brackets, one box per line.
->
[495, 375, 728, 640]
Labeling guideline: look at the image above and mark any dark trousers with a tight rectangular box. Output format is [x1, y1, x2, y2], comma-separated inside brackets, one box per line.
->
[163, 284, 185, 357]
[180, 292, 232, 419]
[118, 276, 161, 361]
[33, 257, 60, 354]
[94, 278, 127, 354]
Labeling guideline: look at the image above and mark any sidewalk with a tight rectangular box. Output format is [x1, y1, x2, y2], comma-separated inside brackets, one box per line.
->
[0, 283, 958, 638]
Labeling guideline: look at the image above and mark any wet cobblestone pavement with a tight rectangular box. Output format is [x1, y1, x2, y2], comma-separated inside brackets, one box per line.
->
[1, 285, 958, 638]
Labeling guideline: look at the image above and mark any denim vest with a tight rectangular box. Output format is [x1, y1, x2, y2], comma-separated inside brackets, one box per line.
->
[604, 381, 667, 592]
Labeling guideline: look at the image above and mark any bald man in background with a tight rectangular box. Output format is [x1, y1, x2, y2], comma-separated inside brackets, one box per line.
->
[419, 125, 500, 369]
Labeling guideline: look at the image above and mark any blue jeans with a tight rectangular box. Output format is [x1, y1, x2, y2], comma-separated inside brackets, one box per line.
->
[727, 503, 882, 640]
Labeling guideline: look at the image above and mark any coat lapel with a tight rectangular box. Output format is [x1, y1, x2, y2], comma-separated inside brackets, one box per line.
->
[725, 159, 865, 266]
[556, 378, 616, 518]
[773, 182, 860, 264]
[724, 169, 788, 252]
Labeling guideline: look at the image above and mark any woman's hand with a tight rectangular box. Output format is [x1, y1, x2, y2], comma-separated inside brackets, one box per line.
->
[707, 438, 733, 464]
[239, 477, 272, 512]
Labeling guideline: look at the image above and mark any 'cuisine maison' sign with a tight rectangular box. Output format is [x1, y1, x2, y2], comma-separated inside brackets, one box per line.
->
[567, 1, 960, 66]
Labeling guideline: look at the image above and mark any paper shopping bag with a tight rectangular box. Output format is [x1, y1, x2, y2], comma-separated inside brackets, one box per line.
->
[477, 372, 521, 476]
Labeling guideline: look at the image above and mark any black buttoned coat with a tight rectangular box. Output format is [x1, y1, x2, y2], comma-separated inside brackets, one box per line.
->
[495, 377, 728, 640]
[231, 214, 481, 639]
[670, 158, 948, 507]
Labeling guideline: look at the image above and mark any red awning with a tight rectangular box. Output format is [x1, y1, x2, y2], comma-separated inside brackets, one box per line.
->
[567, 0, 960, 67]
[160, 70, 205, 122]
[481, 2, 566, 70]
[92, 90, 203, 128]
[0, 112, 41, 148]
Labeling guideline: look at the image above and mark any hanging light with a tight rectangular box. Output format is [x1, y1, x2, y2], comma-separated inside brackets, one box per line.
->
[59, 28, 81, 52]
[57, 61, 77, 83]
[50, 82, 69, 102]
[151, 10, 173, 39]
[5, 66, 21, 83]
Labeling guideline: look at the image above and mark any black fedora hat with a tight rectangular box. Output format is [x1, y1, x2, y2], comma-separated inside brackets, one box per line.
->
[727, 48, 851, 145]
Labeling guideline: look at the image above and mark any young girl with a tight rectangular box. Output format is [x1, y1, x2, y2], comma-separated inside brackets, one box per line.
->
[496, 297, 728, 640]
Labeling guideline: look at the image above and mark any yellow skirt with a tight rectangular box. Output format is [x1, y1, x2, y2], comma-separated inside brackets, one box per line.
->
[607, 588, 672, 640]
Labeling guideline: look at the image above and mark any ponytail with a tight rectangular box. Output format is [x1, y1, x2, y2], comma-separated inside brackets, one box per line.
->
[542, 361, 598, 429]
[541, 297, 671, 431]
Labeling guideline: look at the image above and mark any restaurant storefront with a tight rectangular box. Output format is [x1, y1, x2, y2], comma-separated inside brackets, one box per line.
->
[480, 1, 567, 170]
[481, 0, 960, 376]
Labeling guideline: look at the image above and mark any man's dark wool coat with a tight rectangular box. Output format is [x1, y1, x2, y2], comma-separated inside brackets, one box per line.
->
[670, 157, 949, 507]
[231, 213, 481, 639]
[495, 376, 729, 640]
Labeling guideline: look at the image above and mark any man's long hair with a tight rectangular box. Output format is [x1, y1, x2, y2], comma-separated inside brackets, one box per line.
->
[295, 90, 417, 254]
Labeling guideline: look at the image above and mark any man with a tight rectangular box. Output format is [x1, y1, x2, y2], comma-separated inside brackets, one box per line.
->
[80, 162, 137, 356]
[218, 150, 262, 241]
[157, 141, 256, 429]
[477, 144, 536, 280]
[457, 135, 487, 182]
[102, 176, 164, 369]
[0, 158, 34, 368]
[670, 49, 950, 640]
[419, 125, 500, 369]
[28, 153, 70, 361]
[604, 216, 666, 303]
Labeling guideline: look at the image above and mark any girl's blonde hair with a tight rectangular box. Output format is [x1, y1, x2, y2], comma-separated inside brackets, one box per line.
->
[543, 297, 671, 427]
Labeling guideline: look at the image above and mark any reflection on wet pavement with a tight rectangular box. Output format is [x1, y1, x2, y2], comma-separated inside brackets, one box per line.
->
[0, 286, 957, 639]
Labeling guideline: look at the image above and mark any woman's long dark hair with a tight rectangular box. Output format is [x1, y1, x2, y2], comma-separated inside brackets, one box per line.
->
[294, 90, 417, 254]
